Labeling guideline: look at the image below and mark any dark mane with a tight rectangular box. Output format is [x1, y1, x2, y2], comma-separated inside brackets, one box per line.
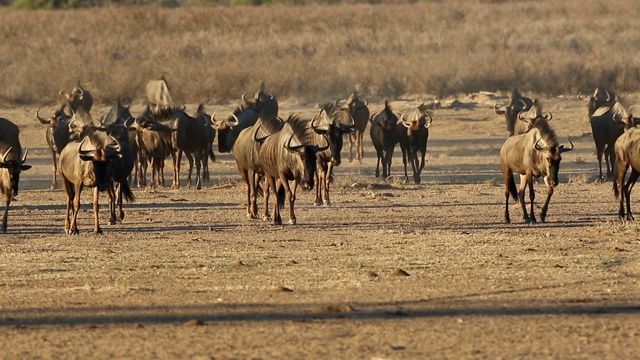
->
[285, 114, 313, 144]
[260, 116, 285, 135]
[533, 119, 558, 146]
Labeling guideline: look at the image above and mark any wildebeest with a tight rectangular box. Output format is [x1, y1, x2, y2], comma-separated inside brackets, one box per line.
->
[341, 92, 369, 163]
[59, 132, 123, 235]
[494, 88, 534, 136]
[215, 91, 278, 153]
[613, 113, 640, 220]
[590, 101, 629, 181]
[0, 118, 31, 233]
[233, 114, 284, 220]
[60, 81, 93, 114]
[370, 101, 399, 179]
[258, 115, 327, 225]
[397, 103, 433, 184]
[36, 105, 73, 189]
[500, 111, 573, 223]
[193, 104, 216, 182]
[310, 102, 354, 206]
[102, 120, 136, 223]
[146, 76, 173, 112]
[587, 87, 619, 118]
[132, 110, 173, 188]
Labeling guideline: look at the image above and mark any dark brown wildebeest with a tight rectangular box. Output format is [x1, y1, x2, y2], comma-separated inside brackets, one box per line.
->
[60, 81, 93, 114]
[494, 88, 534, 136]
[0, 118, 31, 233]
[193, 104, 216, 182]
[397, 103, 433, 184]
[370, 101, 399, 179]
[132, 113, 173, 189]
[590, 101, 629, 181]
[258, 115, 328, 225]
[102, 120, 136, 224]
[500, 113, 573, 223]
[341, 92, 369, 163]
[309, 102, 354, 206]
[613, 113, 640, 220]
[146, 76, 173, 113]
[59, 132, 123, 235]
[36, 105, 72, 189]
[233, 114, 284, 220]
[587, 87, 619, 118]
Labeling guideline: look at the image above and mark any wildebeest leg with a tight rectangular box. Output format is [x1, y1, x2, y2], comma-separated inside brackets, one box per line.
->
[116, 182, 125, 221]
[384, 148, 394, 179]
[357, 131, 364, 162]
[2, 194, 9, 233]
[623, 169, 640, 220]
[348, 133, 355, 162]
[259, 174, 271, 221]
[159, 158, 166, 187]
[401, 148, 409, 182]
[314, 168, 322, 206]
[107, 182, 117, 225]
[324, 162, 334, 207]
[539, 180, 554, 223]
[62, 177, 73, 234]
[50, 150, 58, 189]
[280, 178, 297, 225]
[194, 150, 202, 190]
[185, 151, 194, 189]
[595, 144, 605, 181]
[503, 170, 512, 224]
[172, 151, 181, 189]
[605, 146, 614, 180]
[517, 175, 531, 223]
[239, 167, 256, 219]
[93, 187, 103, 235]
[415, 150, 426, 184]
[375, 150, 383, 178]
[269, 176, 282, 225]
[528, 176, 537, 223]
[69, 184, 82, 235]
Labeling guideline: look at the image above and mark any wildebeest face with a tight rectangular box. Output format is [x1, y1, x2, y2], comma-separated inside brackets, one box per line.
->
[300, 147, 318, 190]
[328, 125, 343, 166]
[0, 162, 31, 196]
[541, 147, 562, 187]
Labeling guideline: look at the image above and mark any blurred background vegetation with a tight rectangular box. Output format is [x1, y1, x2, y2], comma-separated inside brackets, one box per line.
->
[0, 0, 639, 106]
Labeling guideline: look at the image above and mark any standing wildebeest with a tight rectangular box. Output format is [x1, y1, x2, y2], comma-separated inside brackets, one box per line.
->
[233, 115, 285, 220]
[193, 104, 216, 182]
[59, 132, 123, 235]
[133, 113, 173, 188]
[500, 113, 574, 223]
[146, 76, 173, 112]
[310, 102, 354, 206]
[36, 105, 72, 189]
[494, 88, 534, 136]
[102, 120, 136, 224]
[613, 114, 640, 220]
[342, 92, 369, 163]
[60, 81, 93, 114]
[0, 118, 31, 233]
[587, 87, 619, 118]
[370, 101, 399, 179]
[397, 103, 433, 184]
[215, 91, 278, 154]
[258, 115, 327, 225]
[590, 101, 629, 181]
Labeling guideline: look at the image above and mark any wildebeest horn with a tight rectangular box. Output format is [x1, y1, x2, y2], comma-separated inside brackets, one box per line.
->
[363, 97, 369, 106]
[78, 137, 95, 156]
[517, 110, 528, 121]
[109, 136, 122, 152]
[35, 108, 50, 124]
[252, 125, 269, 143]
[424, 113, 434, 128]
[542, 110, 553, 121]
[534, 138, 547, 151]
[559, 138, 574, 153]
[242, 92, 248, 103]
[21, 149, 28, 164]
[228, 113, 240, 127]
[1, 147, 12, 164]
[284, 133, 305, 152]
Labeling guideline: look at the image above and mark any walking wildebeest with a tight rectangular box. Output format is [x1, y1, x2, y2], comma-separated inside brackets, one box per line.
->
[146, 76, 173, 113]
[494, 88, 534, 136]
[341, 92, 369, 163]
[613, 113, 640, 220]
[258, 115, 328, 225]
[397, 103, 433, 184]
[36, 105, 73, 189]
[500, 110, 573, 224]
[132, 112, 173, 189]
[233, 115, 285, 220]
[587, 87, 619, 118]
[60, 132, 123, 235]
[370, 101, 399, 179]
[60, 81, 93, 114]
[102, 120, 136, 224]
[310, 102, 354, 206]
[590, 101, 629, 181]
[193, 104, 216, 182]
[0, 118, 31, 233]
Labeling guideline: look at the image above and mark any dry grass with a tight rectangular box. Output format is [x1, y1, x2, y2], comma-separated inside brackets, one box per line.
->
[1, 0, 640, 105]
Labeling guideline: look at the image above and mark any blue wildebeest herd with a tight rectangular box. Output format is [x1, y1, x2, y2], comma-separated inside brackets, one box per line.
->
[1, 81, 640, 234]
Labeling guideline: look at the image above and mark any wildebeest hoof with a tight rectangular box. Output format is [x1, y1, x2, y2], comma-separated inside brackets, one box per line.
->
[68, 229, 79, 235]
[313, 202, 321, 206]
[272, 220, 283, 226]
[247, 213, 258, 220]
[108, 220, 117, 225]
[323, 201, 331, 207]
[262, 216, 271, 222]
[288, 219, 297, 225]
[94, 229, 103, 235]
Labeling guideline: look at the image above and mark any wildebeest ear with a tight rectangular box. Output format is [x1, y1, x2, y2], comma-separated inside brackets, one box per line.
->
[20, 164, 32, 171]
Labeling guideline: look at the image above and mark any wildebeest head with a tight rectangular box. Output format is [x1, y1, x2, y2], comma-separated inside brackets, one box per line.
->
[0, 147, 31, 196]
[400, 104, 433, 136]
[243, 85, 279, 120]
[587, 87, 619, 117]
[534, 137, 574, 187]
[60, 81, 93, 114]
[345, 92, 369, 113]
[311, 103, 355, 166]
[68, 110, 105, 140]
[284, 133, 328, 191]
[495, 89, 534, 136]
[77, 136, 122, 191]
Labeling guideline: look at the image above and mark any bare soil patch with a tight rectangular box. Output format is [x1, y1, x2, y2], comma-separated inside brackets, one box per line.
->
[1, 95, 640, 359]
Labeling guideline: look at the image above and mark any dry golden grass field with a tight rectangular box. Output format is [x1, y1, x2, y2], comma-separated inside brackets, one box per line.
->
[2, 93, 640, 359]
[2, 1, 640, 359]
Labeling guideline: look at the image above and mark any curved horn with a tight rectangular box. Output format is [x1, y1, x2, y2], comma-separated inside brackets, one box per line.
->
[284, 133, 305, 152]
[400, 113, 412, 128]
[228, 113, 240, 127]
[534, 138, 547, 151]
[542, 109, 553, 121]
[78, 137, 94, 155]
[242, 92, 248, 103]
[518, 110, 528, 121]
[424, 113, 434, 128]
[363, 97, 369, 107]
[560, 138, 574, 153]
[1, 147, 12, 164]
[35, 108, 49, 124]
[605, 90, 611, 102]
[109, 136, 122, 153]
[21, 149, 28, 164]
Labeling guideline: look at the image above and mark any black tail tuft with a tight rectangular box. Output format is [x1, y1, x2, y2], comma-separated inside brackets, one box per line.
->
[121, 181, 136, 203]
[209, 148, 216, 163]
[277, 185, 285, 210]
[613, 178, 620, 199]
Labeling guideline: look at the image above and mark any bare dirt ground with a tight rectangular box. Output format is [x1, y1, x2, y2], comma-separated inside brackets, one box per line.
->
[2, 94, 640, 359]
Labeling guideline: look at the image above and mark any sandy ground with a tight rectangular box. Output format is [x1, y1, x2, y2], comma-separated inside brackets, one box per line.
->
[1, 94, 640, 359]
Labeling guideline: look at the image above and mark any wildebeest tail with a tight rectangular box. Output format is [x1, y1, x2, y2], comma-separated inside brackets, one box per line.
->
[613, 178, 620, 199]
[209, 148, 216, 162]
[508, 173, 518, 202]
[121, 181, 136, 203]
[277, 185, 285, 210]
